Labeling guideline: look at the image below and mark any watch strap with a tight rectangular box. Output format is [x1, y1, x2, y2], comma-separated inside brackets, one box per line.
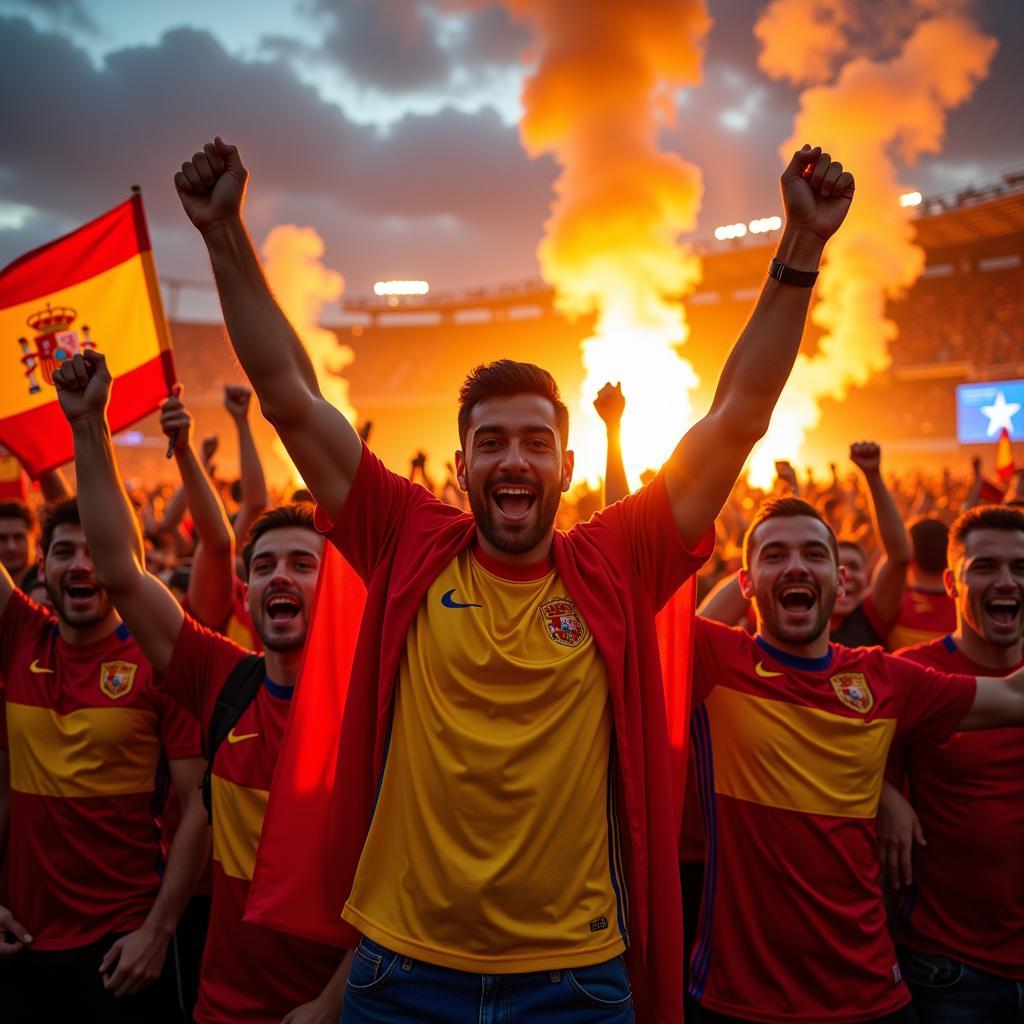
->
[769, 257, 819, 287]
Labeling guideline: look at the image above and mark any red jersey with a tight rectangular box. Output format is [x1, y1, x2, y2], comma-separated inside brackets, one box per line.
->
[886, 587, 956, 653]
[894, 635, 1024, 977]
[0, 590, 200, 950]
[163, 615, 339, 1024]
[689, 618, 976, 1023]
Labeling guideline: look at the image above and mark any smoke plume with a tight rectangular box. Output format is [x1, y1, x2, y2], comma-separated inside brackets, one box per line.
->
[748, 2, 996, 485]
[502, 0, 711, 487]
[261, 226, 356, 482]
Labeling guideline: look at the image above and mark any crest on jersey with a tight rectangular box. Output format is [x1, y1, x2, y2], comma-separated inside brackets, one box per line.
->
[100, 660, 137, 700]
[830, 672, 873, 713]
[539, 598, 587, 648]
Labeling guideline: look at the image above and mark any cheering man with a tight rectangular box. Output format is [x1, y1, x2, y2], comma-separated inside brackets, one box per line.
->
[690, 497, 1024, 1023]
[173, 135, 855, 1023]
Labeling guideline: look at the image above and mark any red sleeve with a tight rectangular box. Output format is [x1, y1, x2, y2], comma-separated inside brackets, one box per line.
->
[0, 589, 52, 675]
[314, 444, 439, 583]
[157, 690, 202, 760]
[860, 591, 892, 644]
[162, 613, 251, 730]
[692, 616, 736, 703]
[889, 655, 977, 743]
[585, 472, 714, 610]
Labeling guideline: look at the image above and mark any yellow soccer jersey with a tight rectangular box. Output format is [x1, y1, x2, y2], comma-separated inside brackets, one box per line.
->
[342, 545, 626, 972]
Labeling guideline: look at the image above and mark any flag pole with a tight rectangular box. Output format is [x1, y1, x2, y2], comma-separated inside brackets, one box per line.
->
[131, 183, 180, 459]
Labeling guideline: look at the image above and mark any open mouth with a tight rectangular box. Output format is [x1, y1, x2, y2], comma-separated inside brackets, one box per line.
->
[984, 596, 1021, 627]
[491, 485, 537, 521]
[776, 584, 817, 614]
[65, 582, 99, 603]
[265, 593, 301, 622]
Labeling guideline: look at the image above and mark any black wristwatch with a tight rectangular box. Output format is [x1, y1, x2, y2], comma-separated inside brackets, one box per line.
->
[768, 257, 819, 287]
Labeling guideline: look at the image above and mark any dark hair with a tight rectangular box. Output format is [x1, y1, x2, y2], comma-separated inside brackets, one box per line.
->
[39, 497, 80, 557]
[742, 497, 838, 569]
[908, 515, 949, 574]
[457, 360, 569, 450]
[948, 505, 1024, 567]
[240, 503, 317, 577]
[0, 501, 36, 532]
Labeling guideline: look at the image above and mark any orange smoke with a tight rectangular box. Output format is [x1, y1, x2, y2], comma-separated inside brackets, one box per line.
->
[261, 226, 356, 483]
[503, 0, 711, 487]
[748, 3, 996, 486]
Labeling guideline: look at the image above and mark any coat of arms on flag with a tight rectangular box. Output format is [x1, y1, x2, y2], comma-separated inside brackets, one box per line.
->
[100, 660, 138, 700]
[0, 193, 175, 478]
[830, 672, 874, 713]
[539, 597, 588, 647]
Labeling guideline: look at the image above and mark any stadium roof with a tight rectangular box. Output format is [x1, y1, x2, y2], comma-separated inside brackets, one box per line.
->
[339, 179, 1024, 314]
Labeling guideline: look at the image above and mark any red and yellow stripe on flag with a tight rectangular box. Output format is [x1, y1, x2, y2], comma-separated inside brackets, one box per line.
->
[0, 445, 28, 501]
[0, 194, 175, 478]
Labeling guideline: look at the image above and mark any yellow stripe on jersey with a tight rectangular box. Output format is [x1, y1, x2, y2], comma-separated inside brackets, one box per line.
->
[7, 702, 160, 798]
[888, 624, 945, 652]
[706, 687, 896, 818]
[344, 548, 623, 973]
[211, 774, 268, 881]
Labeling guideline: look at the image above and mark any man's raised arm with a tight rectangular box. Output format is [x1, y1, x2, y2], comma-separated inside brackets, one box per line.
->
[664, 145, 855, 547]
[174, 138, 361, 520]
[52, 352, 184, 674]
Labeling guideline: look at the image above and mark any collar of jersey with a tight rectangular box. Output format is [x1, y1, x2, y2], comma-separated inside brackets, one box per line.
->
[263, 676, 294, 701]
[755, 635, 834, 672]
[471, 544, 553, 582]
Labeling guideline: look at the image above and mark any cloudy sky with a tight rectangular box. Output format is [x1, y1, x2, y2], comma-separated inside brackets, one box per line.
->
[1, 0, 1021, 315]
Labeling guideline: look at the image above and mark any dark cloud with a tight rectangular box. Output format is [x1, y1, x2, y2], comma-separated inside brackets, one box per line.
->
[2, 0, 95, 32]
[296, 0, 529, 95]
[309, 0, 451, 93]
[0, 16, 555, 291]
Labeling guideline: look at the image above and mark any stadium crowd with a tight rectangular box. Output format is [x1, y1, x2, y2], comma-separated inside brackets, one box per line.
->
[0, 136, 1021, 1024]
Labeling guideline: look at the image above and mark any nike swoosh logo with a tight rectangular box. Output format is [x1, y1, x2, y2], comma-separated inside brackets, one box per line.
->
[29, 660, 55, 674]
[755, 662, 783, 678]
[440, 589, 482, 609]
[227, 728, 259, 744]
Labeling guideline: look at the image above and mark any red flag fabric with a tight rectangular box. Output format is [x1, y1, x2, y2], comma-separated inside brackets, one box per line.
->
[656, 578, 697, 830]
[0, 195, 175, 478]
[996, 427, 1016, 483]
[245, 545, 365, 939]
[978, 478, 1007, 505]
[0, 445, 28, 501]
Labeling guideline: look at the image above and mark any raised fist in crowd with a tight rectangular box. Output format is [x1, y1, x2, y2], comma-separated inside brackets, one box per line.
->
[174, 138, 248, 235]
[223, 384, 252, 420]
[849, 441, 882, 477]
[52, 350, 111, 422]
[160, 385, 193, 456]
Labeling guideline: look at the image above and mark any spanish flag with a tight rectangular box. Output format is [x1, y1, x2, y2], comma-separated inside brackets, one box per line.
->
[0, 194, 175, 478]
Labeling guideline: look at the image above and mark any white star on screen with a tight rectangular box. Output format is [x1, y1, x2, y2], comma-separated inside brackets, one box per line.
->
[980, 391, 1021, 437]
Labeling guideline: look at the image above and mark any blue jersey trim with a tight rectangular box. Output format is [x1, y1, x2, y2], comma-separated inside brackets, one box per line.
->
[688, 703, 719, 1002]
[755, 635, 834, 672]
[263, 676, 294, 701]
[942, 634, 957, 654]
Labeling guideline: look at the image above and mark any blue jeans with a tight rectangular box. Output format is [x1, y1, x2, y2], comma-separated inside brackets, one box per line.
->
[900, 948, 1024, 1024]
[342, 937, 634, 1023]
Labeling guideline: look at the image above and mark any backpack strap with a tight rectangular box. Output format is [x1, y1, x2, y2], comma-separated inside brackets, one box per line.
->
[201, 654, 266, 823]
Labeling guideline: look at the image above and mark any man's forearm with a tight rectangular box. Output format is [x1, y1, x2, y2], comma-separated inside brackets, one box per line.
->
[234, 415, 269, 517]
[176, 444, 233, 556]
[203, 219, 319, 418]
[142, 787, 209, 937]
[864, 472, 911, 565]
[709, 228, 823, 435]
[603, 425, 630, 506]
[71, 415, 145, 587]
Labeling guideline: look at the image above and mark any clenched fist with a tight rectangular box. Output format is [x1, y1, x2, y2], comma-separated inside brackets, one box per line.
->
[849, 441, 882, 477]
[780, 145, 856, 244]
[174, 138, 248, 235]
[52, 350, 112, 424]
